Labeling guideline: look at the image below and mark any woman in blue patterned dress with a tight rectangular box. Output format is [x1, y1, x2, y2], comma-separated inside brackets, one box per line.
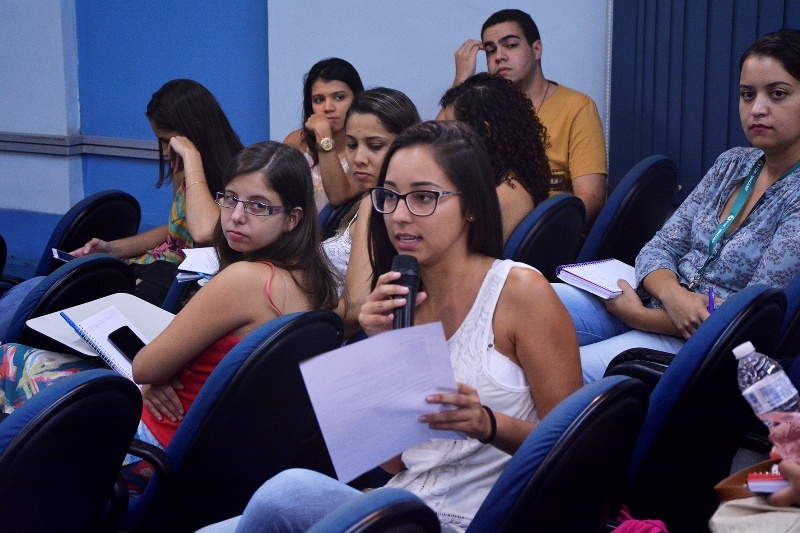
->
[553, 28, 800, 383]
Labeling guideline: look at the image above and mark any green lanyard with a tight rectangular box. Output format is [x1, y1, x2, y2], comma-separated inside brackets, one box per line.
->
[689, 155, 800, 288]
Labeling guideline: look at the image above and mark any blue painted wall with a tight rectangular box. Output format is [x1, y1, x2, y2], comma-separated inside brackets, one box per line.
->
[75, 2, 269, 143]
[1, 1, 270, 277]
[74, 0, 271, 229]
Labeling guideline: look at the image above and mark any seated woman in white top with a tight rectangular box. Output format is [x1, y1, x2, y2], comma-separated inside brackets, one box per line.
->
[322, 88, 421, 335]
[284, 58, 364, 210]
[200, 121, 582, 533]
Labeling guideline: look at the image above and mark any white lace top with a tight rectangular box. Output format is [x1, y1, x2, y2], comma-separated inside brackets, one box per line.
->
[304, 151, 349, 212]
[383, 259, 539, 532]
[322, 213, 357, 297]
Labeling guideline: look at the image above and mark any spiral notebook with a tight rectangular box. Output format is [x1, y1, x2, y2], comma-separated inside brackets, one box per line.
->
[555, 258, 637, 299]
[60, 306, 144, 380]
[26, 293, 174, 381]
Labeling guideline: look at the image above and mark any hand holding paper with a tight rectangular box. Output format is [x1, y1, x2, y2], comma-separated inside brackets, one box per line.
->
[300, 322, 463, 483]
[420, 382, 492, 441]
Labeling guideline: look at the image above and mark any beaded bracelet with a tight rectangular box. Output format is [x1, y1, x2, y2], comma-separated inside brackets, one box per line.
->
[478, 405, 497, 444]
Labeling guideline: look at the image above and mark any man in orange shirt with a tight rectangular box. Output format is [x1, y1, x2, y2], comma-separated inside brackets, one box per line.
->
[448, 9, 607, 226]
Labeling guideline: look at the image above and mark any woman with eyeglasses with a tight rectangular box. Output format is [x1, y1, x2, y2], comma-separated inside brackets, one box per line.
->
[0, 142, 338, 495]
[201, 122, 581, 533]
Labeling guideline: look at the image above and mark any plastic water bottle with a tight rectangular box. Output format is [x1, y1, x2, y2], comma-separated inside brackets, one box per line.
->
[734, 341, 800, 460]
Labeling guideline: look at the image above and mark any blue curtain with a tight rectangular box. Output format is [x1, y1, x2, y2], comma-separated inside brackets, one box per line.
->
[609, 0, 800, 202]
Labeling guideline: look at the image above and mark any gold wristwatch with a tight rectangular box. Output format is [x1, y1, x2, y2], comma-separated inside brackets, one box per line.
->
[316, 137, 335, 152]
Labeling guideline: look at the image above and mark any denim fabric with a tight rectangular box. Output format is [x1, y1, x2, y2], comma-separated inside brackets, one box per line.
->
[552, 283, 685, 383]
[551, 283, 630, 345]
[195, 469, 362, 533]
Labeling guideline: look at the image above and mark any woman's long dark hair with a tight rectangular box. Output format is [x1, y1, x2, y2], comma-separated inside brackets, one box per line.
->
[367, 121, 503, 286]
[300, 58, 364, 166]
[440, 73, 550, 205]
[212, 141, 338, 310]
[146, 79, 244, 195]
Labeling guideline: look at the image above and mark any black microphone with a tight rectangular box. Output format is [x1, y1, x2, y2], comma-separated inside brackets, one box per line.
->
[391, 254, 420, 329]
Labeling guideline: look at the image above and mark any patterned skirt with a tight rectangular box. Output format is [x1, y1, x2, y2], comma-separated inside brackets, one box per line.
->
[0, 343, 162, 495]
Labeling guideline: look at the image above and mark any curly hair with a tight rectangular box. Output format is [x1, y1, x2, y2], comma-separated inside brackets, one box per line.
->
[440, 73, 551, 205]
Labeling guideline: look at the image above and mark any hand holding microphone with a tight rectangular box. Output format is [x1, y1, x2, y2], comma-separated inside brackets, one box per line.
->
[358, 254, 422, 336]
[391, 255, 420, 329]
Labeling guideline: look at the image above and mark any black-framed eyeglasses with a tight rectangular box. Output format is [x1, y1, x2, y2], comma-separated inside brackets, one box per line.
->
[215, 192, 286, 217]
[369, 187, 462, 217]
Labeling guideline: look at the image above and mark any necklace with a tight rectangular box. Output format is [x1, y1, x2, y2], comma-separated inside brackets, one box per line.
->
[535, 82, 551, 111]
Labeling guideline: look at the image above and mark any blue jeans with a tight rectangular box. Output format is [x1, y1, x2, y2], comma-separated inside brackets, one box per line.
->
[0, 277, 43, 341]
[197, 469, 362, 533]
[552, 283, 685, 383]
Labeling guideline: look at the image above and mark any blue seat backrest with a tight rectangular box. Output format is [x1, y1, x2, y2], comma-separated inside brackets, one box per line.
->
[577, 155, 677, 265]
[625, 284, 785, 531]
[5, 254, 134, 345]
[503, 193, 585, 282]
[0, 235, 6, 279]
[781, 269, 800, 335]
[307, 488, 436, 533]
[469, 375, 642, 532]
[319, 203, 335, 230]
[773, 269, 800, 361]
[125, 313, 306, 525]
[320, 196, 361, 240]
[126, 310, 344, 531]
[0, 369, 141, 532]
[36, 190, 141, 276]
[629, 284, 781, 474]
[0, 369, 119, 450]
[166, 312, 308, 467]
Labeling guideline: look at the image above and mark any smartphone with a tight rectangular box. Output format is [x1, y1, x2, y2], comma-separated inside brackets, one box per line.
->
[52, 248, 76, 263]
[107, 326, 146, 361]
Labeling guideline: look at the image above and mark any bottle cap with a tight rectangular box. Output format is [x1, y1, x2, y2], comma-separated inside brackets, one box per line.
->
[733, 341, 756, 360]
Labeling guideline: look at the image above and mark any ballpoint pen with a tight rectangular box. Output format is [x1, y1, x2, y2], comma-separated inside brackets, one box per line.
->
[708, 286, 715, 313]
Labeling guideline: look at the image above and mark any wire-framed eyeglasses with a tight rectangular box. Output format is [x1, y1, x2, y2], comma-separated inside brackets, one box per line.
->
[215, 192, 286, 217]
[369, 187, 462, 217]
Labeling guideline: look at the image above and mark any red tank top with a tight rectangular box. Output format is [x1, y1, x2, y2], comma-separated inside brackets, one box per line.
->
[141, 261, 283, 446]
